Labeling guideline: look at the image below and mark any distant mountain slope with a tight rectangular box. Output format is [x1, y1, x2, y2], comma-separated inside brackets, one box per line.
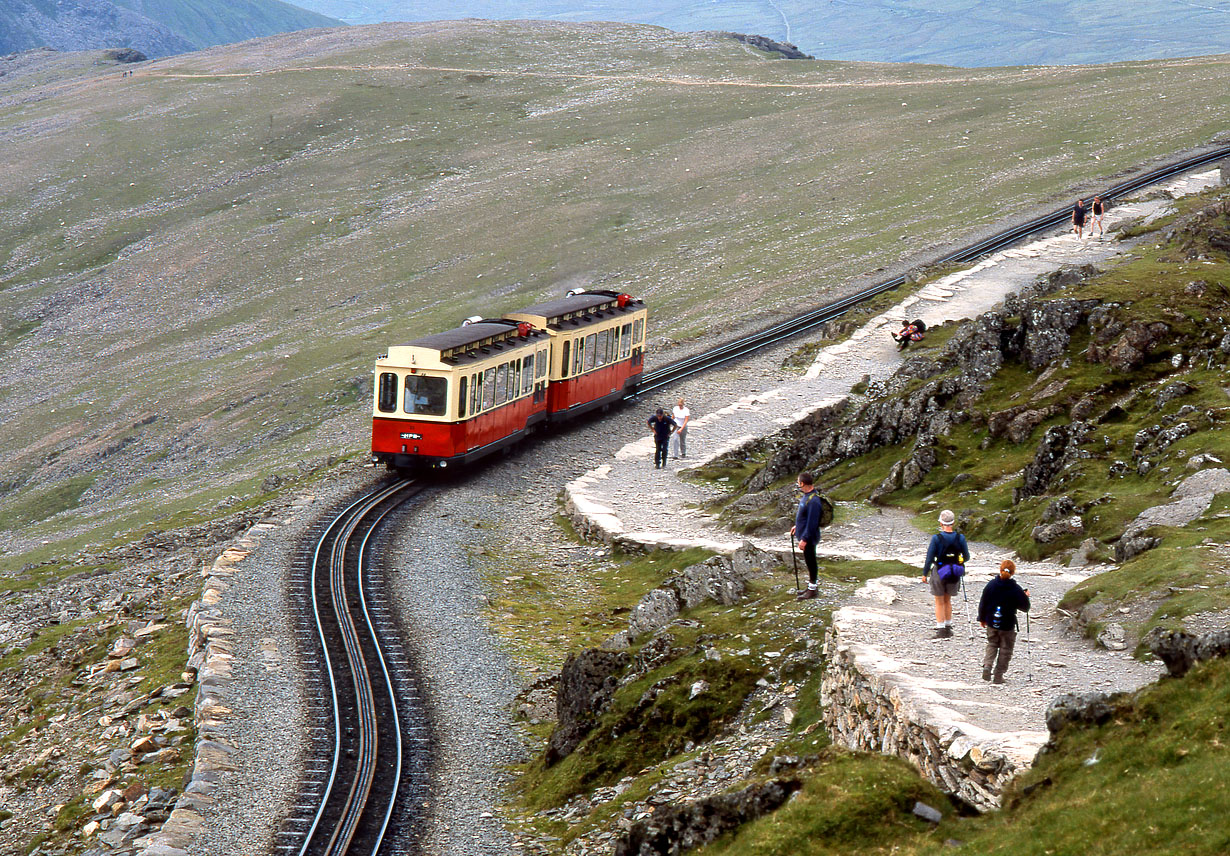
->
[292, 0, 1230, 67]
[0, 0, 342, 58]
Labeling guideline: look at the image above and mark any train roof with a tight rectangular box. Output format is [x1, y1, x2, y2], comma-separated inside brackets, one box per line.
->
[396, 321, 517, 352]
[384, 320, 546, 368]
[507, 290, 644, 328]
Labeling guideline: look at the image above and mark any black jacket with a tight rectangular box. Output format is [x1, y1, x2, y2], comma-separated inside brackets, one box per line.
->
[648, 414, 677, 442]
[977, 576, 1031, 632]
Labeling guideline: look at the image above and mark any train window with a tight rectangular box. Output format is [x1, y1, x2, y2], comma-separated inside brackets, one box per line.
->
[511, 361, 520, 399]
[595, 329, 609, 367]
[471, 373, 480, 415]
[573, 337, 585, 375]
[620, 324, 632, 358]
[377, 372, 398, 413]
[584, 333, 596, 371]
[495, 363, 508, 406]
[633, 318, 644, 345]
[522, 356, 533, 394]
[459, 376, 468, 419]
[482, 368, 495, 410]
[403, 374, 447, 416]
[537, 349, 548, 378]
[561, 341, 570, 378]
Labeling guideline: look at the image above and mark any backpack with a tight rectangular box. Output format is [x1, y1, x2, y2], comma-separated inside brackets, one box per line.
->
[817, 494, 834, 528]
[936, 534, 965, 583]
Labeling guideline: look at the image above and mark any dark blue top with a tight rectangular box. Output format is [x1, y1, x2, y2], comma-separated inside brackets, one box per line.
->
[795, 491, 824, 543]
[647, 414, 677, 441]
[978, 576, 1031, 631]
[923, 531, 969, 579]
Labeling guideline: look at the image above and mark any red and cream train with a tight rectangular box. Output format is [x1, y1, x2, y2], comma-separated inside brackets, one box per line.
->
[371, 290, 647, 471]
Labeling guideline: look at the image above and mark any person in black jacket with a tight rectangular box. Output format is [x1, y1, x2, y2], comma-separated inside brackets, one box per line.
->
[647, 408, 678, 469]
[791, 472, 825, 600]
[977, 559, 1031, 684]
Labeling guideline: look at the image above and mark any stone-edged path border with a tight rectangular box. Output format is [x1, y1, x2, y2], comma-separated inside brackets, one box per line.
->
[132, 493, 316, 856]
[561, 169, 1221, 808]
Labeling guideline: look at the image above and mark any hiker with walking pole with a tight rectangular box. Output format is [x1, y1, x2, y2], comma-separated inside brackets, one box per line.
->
[977, 559, 1031, 684]
[921, 509, 968, 638]
[790, 472, 827, 601]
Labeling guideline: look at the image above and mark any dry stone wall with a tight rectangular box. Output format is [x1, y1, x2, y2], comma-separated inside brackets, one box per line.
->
[821, 619, 1044, 812]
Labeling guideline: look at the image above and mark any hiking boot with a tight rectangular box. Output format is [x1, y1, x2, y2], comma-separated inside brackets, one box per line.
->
[932, 626, 953, 639]
[993, 675, 1006, 684]
[982, 670, 992, 682]
[796, 588, 818, 601]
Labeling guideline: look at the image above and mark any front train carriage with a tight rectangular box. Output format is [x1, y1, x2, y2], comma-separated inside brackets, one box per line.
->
[503, 290, 646, 419]
[371, 319, 551, 471]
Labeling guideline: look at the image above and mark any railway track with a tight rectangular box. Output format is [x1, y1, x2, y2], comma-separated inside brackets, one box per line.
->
[633, 144, 1230, 394]
[276, 478, 432, 856]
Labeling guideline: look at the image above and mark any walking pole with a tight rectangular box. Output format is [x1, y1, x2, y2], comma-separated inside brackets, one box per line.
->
[1025, 610, 1033, 683]
[961, 573, 974, 639]
[790, 532, 800, 592]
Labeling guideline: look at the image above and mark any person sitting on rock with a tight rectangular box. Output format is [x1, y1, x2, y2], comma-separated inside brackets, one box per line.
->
[891, 319, 926, 349]
[977, 559, 1031, 683]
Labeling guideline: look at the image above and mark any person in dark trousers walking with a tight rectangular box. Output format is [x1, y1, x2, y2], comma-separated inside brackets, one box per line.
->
[978, 559, 1031, 683]
[922, 509, 968, 638]
[647, 408, 677, 469]
[791, 472, 825, 600]
[1072, 198, 1087, 238]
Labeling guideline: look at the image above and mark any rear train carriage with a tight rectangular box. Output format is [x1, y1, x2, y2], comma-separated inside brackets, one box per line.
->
[371, 319, 551, 470]
[504, 290, 646, 418]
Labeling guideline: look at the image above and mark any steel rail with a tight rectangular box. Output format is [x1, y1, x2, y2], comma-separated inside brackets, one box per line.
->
[631, 145, 1230, 395]
[298, 478, 416, 856]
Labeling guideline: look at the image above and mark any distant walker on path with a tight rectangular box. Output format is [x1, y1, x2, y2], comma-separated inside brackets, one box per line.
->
[1091, 194, 1106, 237]
[921, 509, 968, 638]
[647, 408, 678, 469]
[791, 472, 826, 600]
[977, 559, 1031, 684]
[1072, 197, 1088, 238]
[670, 397, 691, 459]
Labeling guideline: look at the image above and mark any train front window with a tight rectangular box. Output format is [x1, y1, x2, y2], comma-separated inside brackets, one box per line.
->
[377, 372, 398, 412]
[633, 318, 644, 345]
[536, 349, 548, 379]
[458, 376, 468, 419]
[522, 356, 533, 394]
[403, 374, 447, 416]
[584, 333, 596, 371]
[561, 341, 570, 378]
[620, 324, 632, 358]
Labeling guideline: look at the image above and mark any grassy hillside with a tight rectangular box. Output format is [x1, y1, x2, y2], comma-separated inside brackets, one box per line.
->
[1, 21, 1229, 575]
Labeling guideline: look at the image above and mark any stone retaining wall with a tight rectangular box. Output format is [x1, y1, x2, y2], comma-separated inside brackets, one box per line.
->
[821, 622, 1042, 812]
[133, 531, 265, 856]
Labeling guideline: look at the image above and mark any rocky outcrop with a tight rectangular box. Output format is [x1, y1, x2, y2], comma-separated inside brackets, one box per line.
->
[1014, 422, 1090, 503]
[715, 32, 813, 59]
[1044, 691, 1118, 736]
[1145, 628, 1230, 677]
[614, 778, 801, 856]
[752, 267, 1107, 496]
[545, 649, 632, 764]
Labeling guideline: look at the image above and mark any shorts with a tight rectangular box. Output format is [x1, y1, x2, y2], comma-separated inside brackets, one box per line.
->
[928, 573, 960, 597]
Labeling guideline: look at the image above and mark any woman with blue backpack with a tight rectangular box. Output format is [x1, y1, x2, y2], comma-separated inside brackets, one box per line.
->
[921, 509, 968, 639]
